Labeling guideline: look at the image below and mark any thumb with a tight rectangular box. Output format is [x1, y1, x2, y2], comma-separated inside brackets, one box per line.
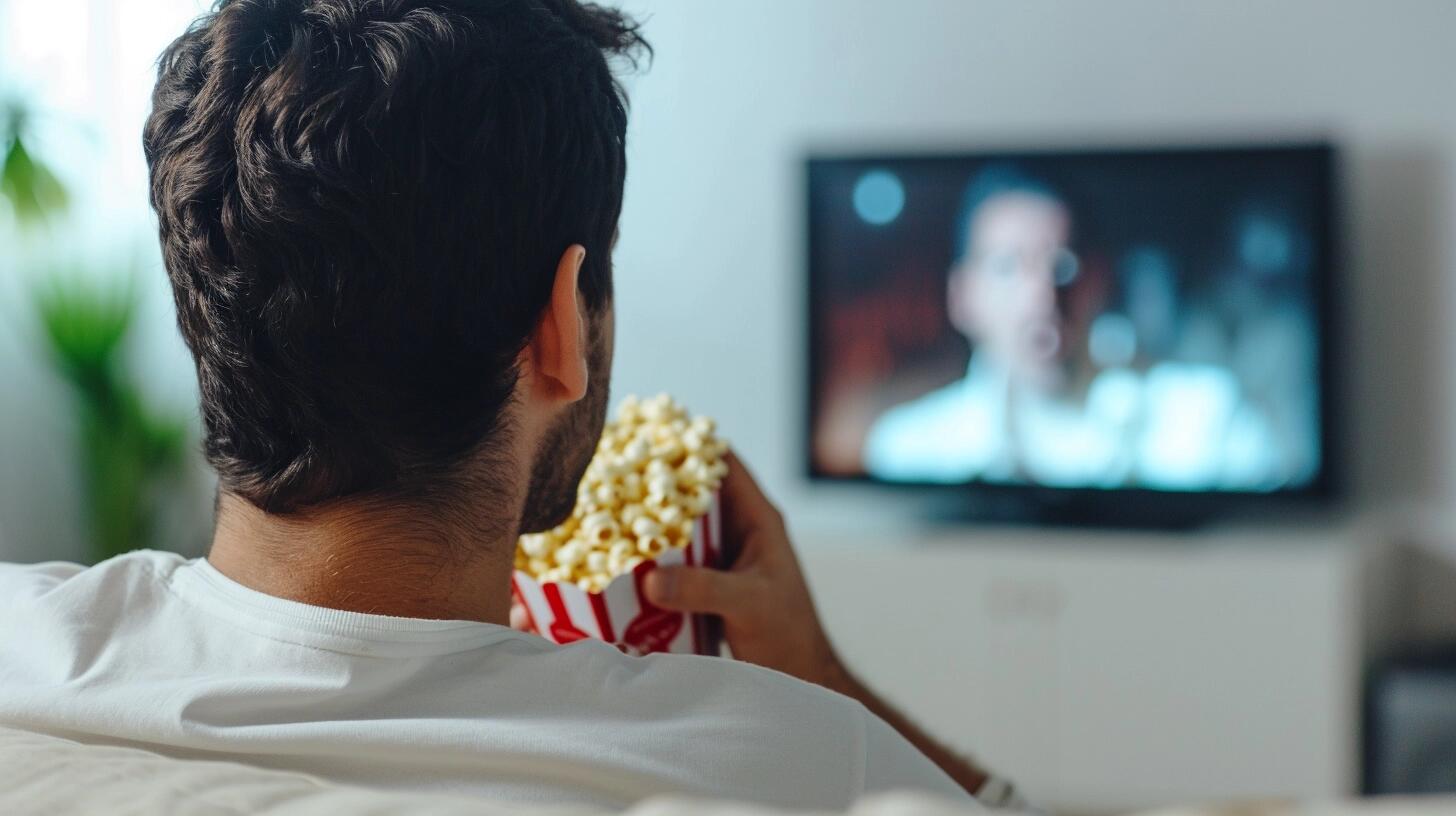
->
[643, 565, 746, 615]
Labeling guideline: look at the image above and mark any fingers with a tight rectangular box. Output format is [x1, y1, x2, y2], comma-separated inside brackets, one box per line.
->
[643, 565, 751, 615]
[720, 450, 784, 541]
[509, 602, 534, 633]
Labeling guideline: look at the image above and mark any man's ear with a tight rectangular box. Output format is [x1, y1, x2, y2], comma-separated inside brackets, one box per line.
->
[524, 244, 589, 404]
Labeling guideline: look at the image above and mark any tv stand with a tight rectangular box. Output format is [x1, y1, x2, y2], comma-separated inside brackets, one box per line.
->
[796, 520, 1391, 814]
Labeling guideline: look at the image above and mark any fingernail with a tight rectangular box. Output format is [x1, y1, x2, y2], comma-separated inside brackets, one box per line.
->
[647, 568, 676, 602]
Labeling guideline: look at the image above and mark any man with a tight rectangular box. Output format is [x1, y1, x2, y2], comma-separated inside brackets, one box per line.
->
[0, 1, 1020, 811]
[864, 166, 1279, 490]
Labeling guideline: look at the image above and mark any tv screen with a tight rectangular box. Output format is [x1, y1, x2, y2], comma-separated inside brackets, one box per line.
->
[807, 144, 1335, 512]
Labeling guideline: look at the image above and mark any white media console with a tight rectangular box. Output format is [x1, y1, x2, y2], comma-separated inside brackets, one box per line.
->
[796, 521, 1395, 815]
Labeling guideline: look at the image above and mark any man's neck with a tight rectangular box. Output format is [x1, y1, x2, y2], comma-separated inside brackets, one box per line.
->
[206, 492, 515, 625]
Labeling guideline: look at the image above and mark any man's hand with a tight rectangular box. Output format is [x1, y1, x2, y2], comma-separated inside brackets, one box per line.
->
[509, 601, 534, 633]
[642, 450, 995, 800]
[642, 451, 847, 690]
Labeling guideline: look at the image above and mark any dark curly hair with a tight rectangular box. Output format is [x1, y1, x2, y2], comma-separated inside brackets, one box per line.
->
[143, 0, 647, 513]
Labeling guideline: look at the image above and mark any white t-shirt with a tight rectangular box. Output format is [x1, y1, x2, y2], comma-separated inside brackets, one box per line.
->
[0, 550, 970, 811]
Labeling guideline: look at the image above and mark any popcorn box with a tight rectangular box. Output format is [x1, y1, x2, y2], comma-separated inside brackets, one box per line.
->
[512, 492, 723, 656]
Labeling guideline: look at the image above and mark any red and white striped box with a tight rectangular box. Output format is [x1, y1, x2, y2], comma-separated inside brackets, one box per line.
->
[511, 493, 723, 656]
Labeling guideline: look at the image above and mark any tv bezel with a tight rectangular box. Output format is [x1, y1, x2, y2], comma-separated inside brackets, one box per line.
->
[803, 141, 1342, 527]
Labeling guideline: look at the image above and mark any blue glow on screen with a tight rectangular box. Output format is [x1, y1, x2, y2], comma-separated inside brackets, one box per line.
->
[852, 170, 906, 226]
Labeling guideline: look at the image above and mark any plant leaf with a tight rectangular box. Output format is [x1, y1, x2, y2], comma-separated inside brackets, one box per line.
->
[1, 136, 68, 224]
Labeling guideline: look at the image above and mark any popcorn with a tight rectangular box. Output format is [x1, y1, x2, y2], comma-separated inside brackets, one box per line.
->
[511, 394, 728, 656]
[512, 393, 728, 592]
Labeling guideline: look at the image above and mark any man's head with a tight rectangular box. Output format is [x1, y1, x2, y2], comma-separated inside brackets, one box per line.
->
[144, 0, 645, 537]
[947, 166, 1083, 391]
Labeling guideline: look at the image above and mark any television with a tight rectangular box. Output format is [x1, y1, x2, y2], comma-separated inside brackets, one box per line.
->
[806, 143, 1338, 526]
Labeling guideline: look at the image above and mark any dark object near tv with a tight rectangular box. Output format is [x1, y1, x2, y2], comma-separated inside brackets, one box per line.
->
[1365, 645, 1456, 795]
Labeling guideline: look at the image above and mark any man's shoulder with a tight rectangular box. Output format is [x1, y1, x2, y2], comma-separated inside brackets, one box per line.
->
[531, 649, 970, 806]
[527, 640, 867, 731]
[0, 557, 88, 602]
[0, 550, 184, 616]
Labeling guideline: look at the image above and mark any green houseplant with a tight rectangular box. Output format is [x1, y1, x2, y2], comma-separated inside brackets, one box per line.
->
[3, 100, 190, 563]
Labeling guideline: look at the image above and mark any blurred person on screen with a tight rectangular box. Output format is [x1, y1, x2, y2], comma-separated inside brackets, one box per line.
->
[863, 166, 1281, 490]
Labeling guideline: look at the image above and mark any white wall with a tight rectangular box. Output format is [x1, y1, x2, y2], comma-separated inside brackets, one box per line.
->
[607, 0, 1456, 535]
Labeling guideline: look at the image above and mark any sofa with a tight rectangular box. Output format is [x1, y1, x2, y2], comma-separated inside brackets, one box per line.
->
[1, 724, 1448, 816]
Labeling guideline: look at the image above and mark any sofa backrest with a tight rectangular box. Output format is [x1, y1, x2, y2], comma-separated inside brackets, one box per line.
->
[0, 724, 981, 816]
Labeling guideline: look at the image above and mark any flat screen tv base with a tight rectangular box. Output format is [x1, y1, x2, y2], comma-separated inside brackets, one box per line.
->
[919, 485, 1329, 531]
